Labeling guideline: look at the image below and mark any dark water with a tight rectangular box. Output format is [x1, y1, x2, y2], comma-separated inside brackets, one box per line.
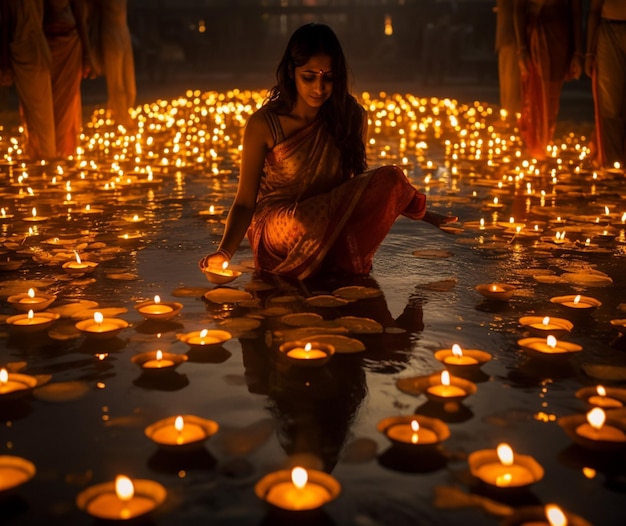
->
[1, 90, 625, 526]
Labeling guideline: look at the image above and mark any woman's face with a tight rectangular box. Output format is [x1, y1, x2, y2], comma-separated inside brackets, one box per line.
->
[293, 54, 333, 110]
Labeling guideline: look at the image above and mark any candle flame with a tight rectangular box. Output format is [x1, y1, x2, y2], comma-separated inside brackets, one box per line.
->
[94, 311, 104, 324]
[0, 368, 7, 384]
[27, 288, 35, 299]
[596, 385, 606, 397]
[545, 504, 567, 526]
[74, 251, 82, 264]
[451, 344, 463, 358]
[291, 467, 308, 489]
[573, 295, 581, 305]
[175, 415, 184, 432]
[27, 309, 34, 320]
[154, 295, 161, 304]
[542, 316, 550, 327]
[200, 329, 208, 338]
[440, 370, 450, 386]
[209, 205, 215, 214]
[221, 261, 229, 271]
[115, 475, 134, 502]
[304, 342, 312, 353]
[586, 407, 606, 430]
[156, 350, 163, 361]
[411, 420, 419, 433]
[496, 443, 514, 466]
[605, 206, 610, 216]
[31, 207, 37, 218]
[546, 335, 557, 348]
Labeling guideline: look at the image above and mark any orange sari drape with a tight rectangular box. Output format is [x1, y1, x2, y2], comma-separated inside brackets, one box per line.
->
[249, 115, 426, 280]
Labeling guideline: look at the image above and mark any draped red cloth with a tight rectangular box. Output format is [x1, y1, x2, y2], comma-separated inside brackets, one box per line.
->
[248, 115, 426, 280]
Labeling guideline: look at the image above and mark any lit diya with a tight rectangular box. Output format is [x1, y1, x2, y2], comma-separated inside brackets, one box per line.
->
[131, 350, 188, 372]
[475, 282, 516, 301]
[518, 316, 573, 338]
[517, 335, 582, 358]
[76, 474, 167, 521]
[5, 309, 60, 333]
[576, 385, 626, 409]
[8, 288, 57, 312]
[502, 503, 592, 526]
[144, 414, 219, 451]
[0, 367, 38, 401]
[550, 294, 601, 316]
[255, 466, 341, 512]
[559, 407, 626, 451]
[278, 341, 335, 367]
[468, 442, 544, 489]
[21, 207, 49, 222]
[377, 414, 450, 450]
[62, 251, 98, 275]
[176, 328, 232, 348]
[0, 455, 36, 494]
[203, 261, 242, 285]
[434, 343, 492, 374]
[75, 311, 129, 340]
[134, 295, 183, 321]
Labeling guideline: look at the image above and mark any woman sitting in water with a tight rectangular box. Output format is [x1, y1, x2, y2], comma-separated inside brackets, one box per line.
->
[199, 23, 456, 280]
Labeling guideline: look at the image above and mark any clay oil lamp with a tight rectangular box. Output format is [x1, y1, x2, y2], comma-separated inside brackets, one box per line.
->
[550, 294, 601, 317]
[144, 414, 219, 451]
[559, 407, 626, 451]
[176, 328, 232, 349]
[0, 455, 36, 494]
[8, 288, 56, 312]
[0, 367, 38, 401]
[75, 311, 129, 340]
[62, 251, 98, 275]
[255, 466, 341, 512]
[475, 282, 516, 301]
[517, 335, 582, 358]
[134, 295, 182, 321]
[278, 341, 335, 368]
[21, 207, 48, 223]
[502, 503, 592, 526]
[377, 415, 449, 451]
[5, 309, 60, 333]
[434, 344, 492, 375]
[131, 350, 188, 373]
[117, 232, 144, 246]
[610, 316, 626, 336]
[576, 385, 626, 409]
[468, 442, 544, 489]
[203, 260, 242, 285]
[424, 370, 477, 404]
[518, 316, 573, 338]
[0, 257, 23, 271]
[199, 204, 224, 220]
[76, 474, 167, 521]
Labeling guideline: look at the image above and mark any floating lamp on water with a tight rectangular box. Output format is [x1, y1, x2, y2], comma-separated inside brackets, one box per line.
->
[131, 349, 188, 372]
[469, 442, 544, 489]
[502, 503, 592, 526]
[377, 415, 449, 450]
[203, 260, 242, 285]
[76, 474, 166, 521]
[6, 309, 60, 332]
[517, 335, 582, 357]
[176, 328, 232, 348]
[576, 384, 625, 409]
[62, 251, 98, 275]
[559, 407, 626, 451]
[0, 367, 38, 400]
[278, 341, 335, 367]
[145, 414, 219, 451]
[22, 207, 48, 222]
[475, 282, 516, 301]
[8, 288, 56, 312]
[575, 407, 626, 444]
[0, 455, 36, 494]
[425, 370, 476, 403]
[134, 295, 182, 321]
[518, 316, 573, 338]
[75, 311, 129, 340]
[255, 466, 340, 512]
[550, 294, 601, 316]
[434, 344, 491, 374]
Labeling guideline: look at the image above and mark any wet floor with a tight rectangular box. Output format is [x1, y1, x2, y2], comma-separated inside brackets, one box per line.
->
[1, 86, 626, 526]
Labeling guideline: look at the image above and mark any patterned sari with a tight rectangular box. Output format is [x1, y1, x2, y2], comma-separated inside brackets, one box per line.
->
[248, 112, 427, 280]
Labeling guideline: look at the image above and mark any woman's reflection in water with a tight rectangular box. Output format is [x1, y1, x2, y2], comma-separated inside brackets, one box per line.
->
[235, 272, 426, 473]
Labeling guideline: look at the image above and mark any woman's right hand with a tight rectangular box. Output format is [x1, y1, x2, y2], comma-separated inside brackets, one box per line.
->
[198, 251, 229, 272]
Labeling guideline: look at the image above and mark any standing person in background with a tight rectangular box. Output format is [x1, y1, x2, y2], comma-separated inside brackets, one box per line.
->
[90, 0, 136, 129]
[495, 0, 521, 117]
[0, 0, 56, 161]
[585, 0, 626, 169]
[514, 0, 583, 160]
[43, 0, 94, 158]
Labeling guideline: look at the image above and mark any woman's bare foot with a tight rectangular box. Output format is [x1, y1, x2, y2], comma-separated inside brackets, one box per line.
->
[423, 210, 458, 228]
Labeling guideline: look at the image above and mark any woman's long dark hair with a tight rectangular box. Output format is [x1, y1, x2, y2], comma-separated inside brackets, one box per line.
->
[266, 23, 367, 178]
